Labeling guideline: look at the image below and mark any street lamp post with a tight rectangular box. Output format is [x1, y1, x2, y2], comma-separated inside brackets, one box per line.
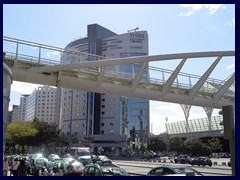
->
[68, 89, 74, 150]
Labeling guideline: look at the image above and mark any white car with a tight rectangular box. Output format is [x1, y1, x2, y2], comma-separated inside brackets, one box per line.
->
[48, 154, 60, 161]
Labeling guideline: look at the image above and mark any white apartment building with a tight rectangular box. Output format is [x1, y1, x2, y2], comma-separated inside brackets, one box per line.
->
[26, 86, 57, 124]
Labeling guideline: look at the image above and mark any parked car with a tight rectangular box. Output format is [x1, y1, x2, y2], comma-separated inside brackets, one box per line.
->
[218, 152, 230, 158]
[146, 165, 203, 176]
[174, 154, 191, 164]
[83, 163, 129, 176]
[228, 159, 231, 167]
[191, 156, 212, 167]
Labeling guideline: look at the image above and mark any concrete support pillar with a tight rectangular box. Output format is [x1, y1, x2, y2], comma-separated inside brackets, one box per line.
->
[180, 104, 192, 133]
[203, 107, 213, 131]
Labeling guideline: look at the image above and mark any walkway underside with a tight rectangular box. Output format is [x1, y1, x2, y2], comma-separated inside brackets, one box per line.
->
[4, 55, 234, 109]
[3, 36, 235, 110]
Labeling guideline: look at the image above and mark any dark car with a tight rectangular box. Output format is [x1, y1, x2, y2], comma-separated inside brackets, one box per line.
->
[174, 154, 191, 164]
[83, 163, 129, 176]
[146, 165, 203, 176]
[191, 156, 212, 167]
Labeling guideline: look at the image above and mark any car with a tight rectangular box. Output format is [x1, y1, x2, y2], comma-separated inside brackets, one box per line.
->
[228, 159, 231, 167]
[92, 155, 112, 164]
[174, 154, 191, 164]
[146, 165, 203, 176]
[217, 152, 230, 158]
[83, 163, 129, 176]
[191, 156, 212, 167]
[53, 159, 84, 172]
[48, 154, 61, 161]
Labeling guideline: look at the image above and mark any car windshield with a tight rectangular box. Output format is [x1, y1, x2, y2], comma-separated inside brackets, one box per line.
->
[173, 167, 202, 176]
[76, 151, 90, 156]
[101, 167, 129, 176]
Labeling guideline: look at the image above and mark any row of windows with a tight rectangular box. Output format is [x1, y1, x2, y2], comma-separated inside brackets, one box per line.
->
[62, 123, 86, 129]
[38, 107, 55, 109]
[130, 46, 143, 49]
[111, 47, 123, 50]
[38, 92, 56, 94]
[37, 103, 56, 106]
[130, 39, 143, 43]
[62, 113, 86, 118]
[37, 111, 54, 115]
[101, 122, 114, 126]
[38, 96, 55, 99]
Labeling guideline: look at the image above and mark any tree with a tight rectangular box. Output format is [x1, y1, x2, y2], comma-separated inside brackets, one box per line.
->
[207, 137, 222, 153]
[30, 119, 61, 146]
[6, 121, 38, 153]
[168, 137, 185, 154]
[185, 139, 211, 156]
[148, 137, 167, 152]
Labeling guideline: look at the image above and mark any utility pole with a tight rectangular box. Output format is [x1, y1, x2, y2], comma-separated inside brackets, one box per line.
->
[219, 105, 235, 176]
[68, 89, 74, 150]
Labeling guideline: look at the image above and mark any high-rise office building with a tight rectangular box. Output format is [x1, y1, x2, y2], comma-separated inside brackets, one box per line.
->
[19, 94, 30, 121]
[12, 105, 20, 121]
[59, 24, 149, 154]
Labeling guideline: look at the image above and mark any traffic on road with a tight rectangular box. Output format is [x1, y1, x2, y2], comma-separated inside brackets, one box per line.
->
[3, 152, 231, 176]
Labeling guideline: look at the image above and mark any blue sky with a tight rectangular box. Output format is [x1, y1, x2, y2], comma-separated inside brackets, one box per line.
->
[3, 4, 235, 134]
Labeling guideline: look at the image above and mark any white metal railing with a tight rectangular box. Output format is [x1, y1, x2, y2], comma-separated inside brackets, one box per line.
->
[3, 36, 235, 97]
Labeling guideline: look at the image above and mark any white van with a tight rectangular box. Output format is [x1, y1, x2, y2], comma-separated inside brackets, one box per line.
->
[70, 147, 92, 165]
[211, 152, 229, 158]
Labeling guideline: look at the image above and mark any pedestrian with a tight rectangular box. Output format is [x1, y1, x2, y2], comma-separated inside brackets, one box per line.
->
[11, 157, 20, 176]
[39, 162, 49, 176]
[63, 164, 78, 176]
[17, 159, 27, 176]
[3, 157, 9, 176]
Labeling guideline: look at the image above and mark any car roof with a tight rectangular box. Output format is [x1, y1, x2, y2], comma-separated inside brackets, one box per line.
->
[153, 165, 192, 169]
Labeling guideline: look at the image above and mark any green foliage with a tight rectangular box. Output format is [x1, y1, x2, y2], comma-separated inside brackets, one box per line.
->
[6, 121, 38, 145]
[148, 137, 167, 152]
[6, 118, 63, 148]
[207, 137, 222, 153]
[168, 137, 185, 153]
[30, 118, 61, 146]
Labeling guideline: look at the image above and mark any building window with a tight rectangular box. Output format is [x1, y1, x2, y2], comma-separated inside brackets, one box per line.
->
[130, 46, 143, 49]
[111, 47, 122, 50]
[102, 98, 105, 102]
[101, 112, 105, 115]
[101, 131, 104, 134]
[102, 105, 105, 108]
[101, 123, 104, 126]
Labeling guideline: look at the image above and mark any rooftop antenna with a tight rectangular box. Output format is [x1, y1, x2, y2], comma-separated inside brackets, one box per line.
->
[128, 27, 139, 32]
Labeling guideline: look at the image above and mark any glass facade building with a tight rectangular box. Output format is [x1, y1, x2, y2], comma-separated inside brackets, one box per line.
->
[59, 24, 149, 154]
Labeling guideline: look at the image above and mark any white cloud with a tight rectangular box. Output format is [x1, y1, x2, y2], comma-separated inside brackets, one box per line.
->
[226, 64, 235, 70]
[179, 4, 226, 16]
[224, 17, 235, 27]
[46, 51, 60, 58]
[10, 81, 42, 94]
[150, 101, 210, 135]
